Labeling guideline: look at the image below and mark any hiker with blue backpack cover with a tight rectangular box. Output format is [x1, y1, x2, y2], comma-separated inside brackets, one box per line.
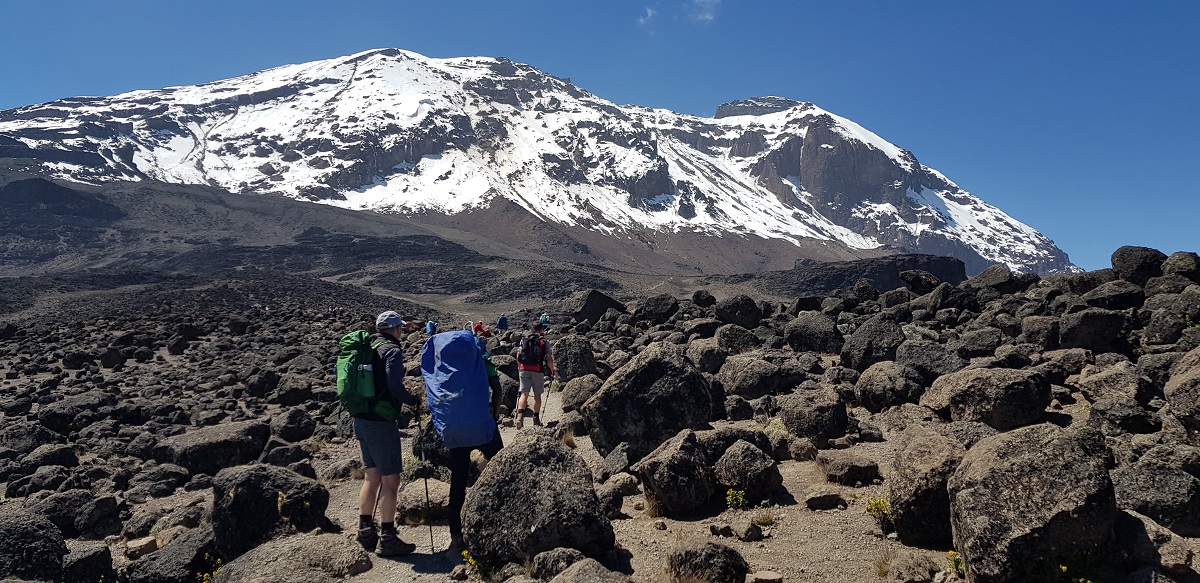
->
[421, 329, 504, 553]
[337, 311, 420, 557]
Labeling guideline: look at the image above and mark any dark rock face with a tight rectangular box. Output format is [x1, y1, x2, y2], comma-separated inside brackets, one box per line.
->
[0, 504, 68, 581]
[580, 342, 713, 460]
[714, 294, 763, 329]
[629, 430, 716, 517]
[153, 421, 270, 476]
[948, 424, 1116, 583]
[712, 439, 782, 502]
[783, 311, 843, 354]
[1112, 246, 1167, 286]
[716, 355, 782, 400]
[840, 313, 906, 371]
[666, 541, 750, 583]
[777, 386, 847, 445]
[723, 254, 968, 297]
[889, 427, 964, 548]
[1112, 461, 1200, 538]
[920, 368, 1050, 431]
[855, 361, 925, 412]
[548, 557, 631, 583]
[125, 526, 217, 583]
[553, 334, 598, 383]
[564, 290, 625, 324]
[62, 546, 115, 583]
[895, 340, 966, 385]
[462, 434, 614, 565]
[1163, 251, 1200, 283]
[211, 464, 331, 560]
[1164, 347, 1200, 433]
[632, 294, 678, 325]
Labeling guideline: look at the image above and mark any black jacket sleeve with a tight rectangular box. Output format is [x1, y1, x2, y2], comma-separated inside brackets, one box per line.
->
[379, 344, 418, 408]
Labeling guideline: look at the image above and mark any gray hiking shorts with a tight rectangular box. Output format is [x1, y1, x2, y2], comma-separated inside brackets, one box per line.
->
[355, 417, 404, 476]
[518, 370, 545, 396]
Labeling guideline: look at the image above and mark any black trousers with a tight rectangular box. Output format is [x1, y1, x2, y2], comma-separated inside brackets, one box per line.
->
[448, 427, 504, 540]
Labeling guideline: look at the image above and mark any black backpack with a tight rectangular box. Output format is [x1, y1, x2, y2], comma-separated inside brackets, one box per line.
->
[517, 334, 545, 366]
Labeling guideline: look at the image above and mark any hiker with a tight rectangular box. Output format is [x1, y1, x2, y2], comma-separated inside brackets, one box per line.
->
[421, 330, 504, 552]
[496, 314, 508, 331]
[355, 311, 420, 557]
[473, 320, 485, 336]
[539, 312, 550, 326]
[425, 319, 437, 335]
[515, 322, 557, 428]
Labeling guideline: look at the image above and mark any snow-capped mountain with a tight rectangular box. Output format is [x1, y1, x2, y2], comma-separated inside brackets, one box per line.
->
[0, 48, 1074, 274]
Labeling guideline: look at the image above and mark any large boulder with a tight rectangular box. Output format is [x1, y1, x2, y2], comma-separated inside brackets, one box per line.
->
[777, 386, 847, 445]
[0, 504, 68, 581]
[270, 408, 315, 443]
[1163, 252, 1200, 284]
[62, 546, 115, 583]
[1112, 460, 1200, 538]
[840, 313, 906, 371]
[1059, 308, 1128, 354]
[889, 427, 965, 548]
[554, 335, 598, 383]
[716, 355, 783, 400]
[714, 324, 760, 355]
[0, 421, 64, 457]
[211, 464, 331, 560]
[1164, 347, 1200, 433]
[948, 424, 1116, 583]
[712, 439, 782, 502]
[920, 368, 1050, 431]
[783, 311, 844, 354]
[714, 295, 763, 329]
[549, 558, 632, 583]
[213, 533, 371, 583]
[1082, 280, 1146, 310]
[37, 390, 116, 435]
[153, 421, 270, 476]
[666, 542, 750, 583]
[854, 361, 925, 412]
[462, 434, 614, 566]
[125, 526, 217, 583]
[565, 290, 625, 324]
[632, 294, 678, 325]
[1112, 246, 1167, 286]
[629, 430, 716, 517]
[26, 489, 119, 539]
[580, 342, 713, 460]
[560, 374, 603, 413]
[685, 338, 728, 374]
[895, 340, 966, 385]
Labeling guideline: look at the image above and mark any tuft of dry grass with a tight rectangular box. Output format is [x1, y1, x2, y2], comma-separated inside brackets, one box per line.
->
[874, 544, 897, 578]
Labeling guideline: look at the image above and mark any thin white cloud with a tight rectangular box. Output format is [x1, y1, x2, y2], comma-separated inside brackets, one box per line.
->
[690, 0, 720, 23]
[637, 6, 657, 25]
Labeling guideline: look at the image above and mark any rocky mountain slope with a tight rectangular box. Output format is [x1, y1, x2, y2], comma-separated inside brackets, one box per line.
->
[0, 49, 1074, 275]
[0, 244, 1197, 583]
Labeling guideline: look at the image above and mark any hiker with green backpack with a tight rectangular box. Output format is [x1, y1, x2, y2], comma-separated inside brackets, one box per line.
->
[337, 311, 421, 557]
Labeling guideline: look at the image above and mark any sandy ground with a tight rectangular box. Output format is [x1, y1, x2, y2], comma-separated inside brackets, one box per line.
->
[306, 388, 945, 583]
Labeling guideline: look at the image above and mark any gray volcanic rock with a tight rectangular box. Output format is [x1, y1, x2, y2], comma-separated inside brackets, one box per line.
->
[125, 526, 217, 583]
[629, 430, 716, 517]
[666, 541, 750, 583]
[212, 533, 372, 583]
[777, 386, 847, 445]
[840, 313, 906, 371]
[948, 424, 1116, 583]
[783, 311, 843, 354]
[549, 558, 631, 583]
[553, 334, 598, 383]
[580, 342, 713, 460]
[889, 427, 964, 548]
[920, 368, 1050, 430]
[714, 294, 763, 329]
[854, 361, 925, 413]
[462, 434, 613, 565]
[563, 290, 626, 325]
[1112, 461, 1200, 538]
[153, 421, 270, 476]
[712, 439, 782, 502]
[1112, 246, 1168, 286]
[211, 464, 331, 560]
[0, 504, 68, 581]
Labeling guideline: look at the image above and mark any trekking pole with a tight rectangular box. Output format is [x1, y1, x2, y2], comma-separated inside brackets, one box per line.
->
[418, 419, 436, 554]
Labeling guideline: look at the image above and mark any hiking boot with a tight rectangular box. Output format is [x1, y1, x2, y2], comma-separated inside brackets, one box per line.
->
[515, 415, 524, 429]
[532, 414, 542, 427]
[356, 524, 379, 552]
[377, 531, 415, 557]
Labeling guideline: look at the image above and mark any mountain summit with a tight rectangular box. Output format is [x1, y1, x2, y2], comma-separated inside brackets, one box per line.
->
[0, 48, 1073, 274]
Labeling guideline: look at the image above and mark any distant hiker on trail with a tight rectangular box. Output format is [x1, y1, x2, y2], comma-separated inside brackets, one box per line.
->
[496, 314, 508, 331]
[539, 312, 550, 326]
[425, 320, 437, 335]
[515, 322, 557, 428]
[421, 330, 504, 553]
[347, 311, 420, 557]
[473, 320, 485, 336]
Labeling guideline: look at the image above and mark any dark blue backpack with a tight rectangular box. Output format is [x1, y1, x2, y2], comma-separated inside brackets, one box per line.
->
[421, 330, 496, 449]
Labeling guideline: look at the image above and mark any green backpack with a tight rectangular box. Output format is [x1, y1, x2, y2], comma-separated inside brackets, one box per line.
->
[336, 330, 398, 421]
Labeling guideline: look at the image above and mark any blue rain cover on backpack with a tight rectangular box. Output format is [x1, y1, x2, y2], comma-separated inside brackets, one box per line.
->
[421, 330, 496, 449]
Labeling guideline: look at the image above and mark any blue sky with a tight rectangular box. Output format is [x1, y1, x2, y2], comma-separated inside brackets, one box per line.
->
[2, 0, 1197, 271]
